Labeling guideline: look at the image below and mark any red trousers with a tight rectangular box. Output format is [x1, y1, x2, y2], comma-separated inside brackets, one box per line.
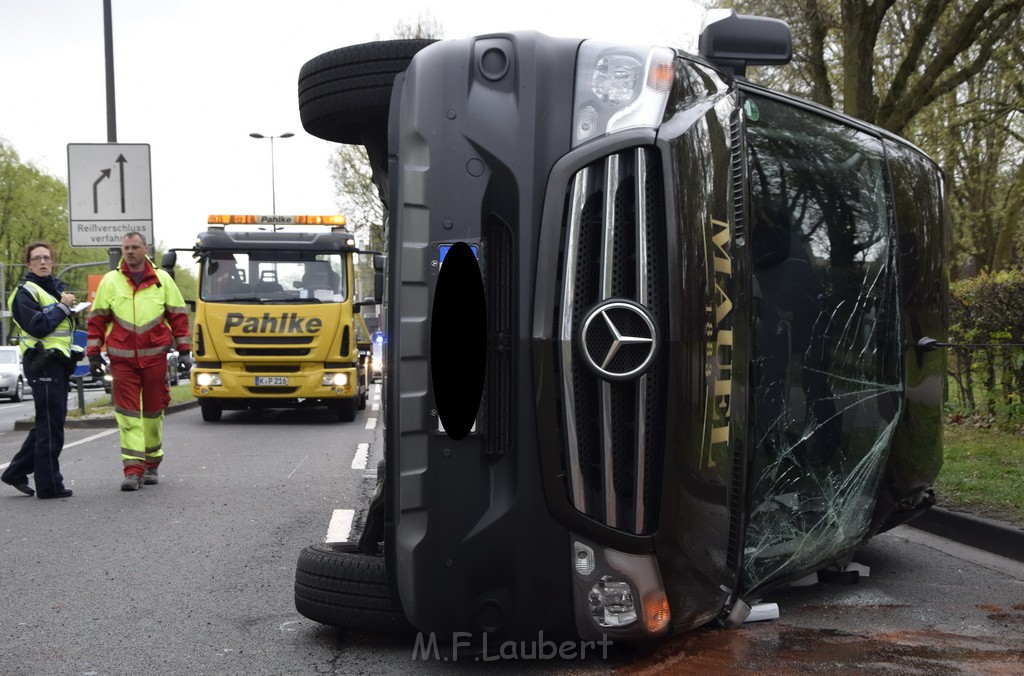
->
[110, 360, 170, 473]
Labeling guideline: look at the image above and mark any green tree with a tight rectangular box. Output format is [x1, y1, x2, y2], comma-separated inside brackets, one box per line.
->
[1, 138, 108, 341]
[722, 1, 1024, 276]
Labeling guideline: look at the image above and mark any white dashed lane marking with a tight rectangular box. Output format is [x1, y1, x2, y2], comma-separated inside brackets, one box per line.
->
[351, 443, 369, 470]
[325, 509, 354, 543]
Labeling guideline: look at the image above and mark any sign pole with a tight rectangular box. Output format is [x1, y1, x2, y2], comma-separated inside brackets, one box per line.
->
[104, 0, 116, 144]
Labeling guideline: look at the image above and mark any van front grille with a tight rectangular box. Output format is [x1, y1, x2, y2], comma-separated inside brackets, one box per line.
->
[556, 146, 667, 535]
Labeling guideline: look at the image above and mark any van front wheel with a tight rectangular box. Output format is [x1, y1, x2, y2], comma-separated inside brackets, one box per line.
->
[294, 542, 412, 633]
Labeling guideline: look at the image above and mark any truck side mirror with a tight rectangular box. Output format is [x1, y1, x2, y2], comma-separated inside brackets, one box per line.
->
[161, 251, 178, 280]
[373, 254, 385, 304]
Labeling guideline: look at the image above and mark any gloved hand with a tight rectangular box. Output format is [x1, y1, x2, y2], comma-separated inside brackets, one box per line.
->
[178, 351, 192, 371]
[89, 354, 104, 379]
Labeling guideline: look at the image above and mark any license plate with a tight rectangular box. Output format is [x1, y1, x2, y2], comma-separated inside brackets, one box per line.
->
[254, 376, 289, 386]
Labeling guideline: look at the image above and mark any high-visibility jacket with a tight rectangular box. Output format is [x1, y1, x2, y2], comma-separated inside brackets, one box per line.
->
[8, 280, 76, 358]
[86, 258, 190, 366]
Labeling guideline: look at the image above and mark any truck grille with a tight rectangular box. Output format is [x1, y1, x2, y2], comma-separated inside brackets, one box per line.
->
[557, 147, 667, 535]
[245, 364, 302, 373]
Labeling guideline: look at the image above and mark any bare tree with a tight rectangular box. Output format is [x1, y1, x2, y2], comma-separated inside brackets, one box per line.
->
[329, 15, 444, 253]
[725, 0, 1024, 275]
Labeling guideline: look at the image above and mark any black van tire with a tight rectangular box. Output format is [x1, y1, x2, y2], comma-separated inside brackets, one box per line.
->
[298, 39, 436, 145]
[294, 542, 412, 633]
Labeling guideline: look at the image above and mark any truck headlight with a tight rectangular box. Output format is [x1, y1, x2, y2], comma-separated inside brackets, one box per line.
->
[573, 43, 674, 147]
[322, 373, 349, 387]
[196, 372, 221, 387]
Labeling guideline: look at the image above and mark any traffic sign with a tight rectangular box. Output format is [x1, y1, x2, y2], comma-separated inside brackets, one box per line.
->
[67, 143, 153, 247]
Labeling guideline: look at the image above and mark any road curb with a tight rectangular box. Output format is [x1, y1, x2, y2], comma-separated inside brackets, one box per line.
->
[905, 506, 1024, 564]
[13, 400, 199, 431]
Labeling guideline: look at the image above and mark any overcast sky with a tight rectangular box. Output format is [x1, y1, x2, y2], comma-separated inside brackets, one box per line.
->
[1, 0, 705, 253]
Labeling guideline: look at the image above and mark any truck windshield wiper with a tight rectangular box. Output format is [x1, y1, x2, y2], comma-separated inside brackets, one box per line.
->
[216, 297, 265, 303]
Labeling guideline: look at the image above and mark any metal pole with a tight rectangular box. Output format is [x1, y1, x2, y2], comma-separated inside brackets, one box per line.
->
[270, 135, 277, 214]
[1, 261, 7, 346]
[103, 0, 117, 143]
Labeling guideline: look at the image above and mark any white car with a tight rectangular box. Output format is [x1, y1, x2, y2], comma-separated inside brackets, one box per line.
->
[0, 345, 29, 402]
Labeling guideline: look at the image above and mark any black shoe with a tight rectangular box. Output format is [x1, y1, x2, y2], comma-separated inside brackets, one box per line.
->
[3, 480, 34, 497]
[37, 489, 73, 499]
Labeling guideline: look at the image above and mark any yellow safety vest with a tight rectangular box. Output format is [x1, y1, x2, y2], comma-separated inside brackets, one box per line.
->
[7, 281, 75, 358]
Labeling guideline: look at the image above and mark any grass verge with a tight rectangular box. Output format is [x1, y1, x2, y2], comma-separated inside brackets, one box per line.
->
[934, 426, 1024, 528]
[66, 384, 195, 418]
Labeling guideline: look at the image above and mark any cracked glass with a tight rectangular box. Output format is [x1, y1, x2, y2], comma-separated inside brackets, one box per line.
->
[741, 94, 902, 591]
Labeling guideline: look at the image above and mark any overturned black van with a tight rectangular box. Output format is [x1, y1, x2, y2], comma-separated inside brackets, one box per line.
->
[293, 11, 949, 643]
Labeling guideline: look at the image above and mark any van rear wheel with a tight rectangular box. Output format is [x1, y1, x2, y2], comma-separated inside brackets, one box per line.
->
[294, 542, 412, 633]
[298, 39, 435, 145]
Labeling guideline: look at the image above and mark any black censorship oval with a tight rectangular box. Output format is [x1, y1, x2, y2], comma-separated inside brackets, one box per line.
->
[431, 242, 486, 440]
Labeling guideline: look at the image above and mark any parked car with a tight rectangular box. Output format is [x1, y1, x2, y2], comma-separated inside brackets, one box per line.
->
[0, 346, 29, 401]
[102, 350, 186, 394]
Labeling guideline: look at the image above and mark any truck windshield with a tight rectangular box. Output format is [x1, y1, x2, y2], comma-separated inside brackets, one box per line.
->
[200, 252, 347, 303]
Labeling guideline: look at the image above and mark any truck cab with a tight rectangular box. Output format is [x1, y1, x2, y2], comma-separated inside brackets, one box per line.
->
[189, 214, 372, 422]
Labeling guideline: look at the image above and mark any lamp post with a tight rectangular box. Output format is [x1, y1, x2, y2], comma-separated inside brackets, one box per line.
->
[249, 132, 294, 213]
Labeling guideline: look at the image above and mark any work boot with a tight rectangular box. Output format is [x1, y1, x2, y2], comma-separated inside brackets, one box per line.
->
[143, 467, 159, 485]
[121, 474, 143, 491]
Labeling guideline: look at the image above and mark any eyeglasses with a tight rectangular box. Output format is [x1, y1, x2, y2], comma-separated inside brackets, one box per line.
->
[29, 255, 53, 262]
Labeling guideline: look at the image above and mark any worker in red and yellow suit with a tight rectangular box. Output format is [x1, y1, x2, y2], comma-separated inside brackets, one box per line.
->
[86, 232, 191, 492]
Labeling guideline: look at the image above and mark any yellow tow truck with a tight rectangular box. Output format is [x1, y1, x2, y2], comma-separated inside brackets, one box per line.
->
[186, 214, 373, 422]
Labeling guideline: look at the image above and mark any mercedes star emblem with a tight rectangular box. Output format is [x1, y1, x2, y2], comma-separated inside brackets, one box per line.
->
[579, 300, 658, 380]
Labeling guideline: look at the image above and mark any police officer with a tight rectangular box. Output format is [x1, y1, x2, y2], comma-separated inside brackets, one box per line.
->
[86, 232, 191, 491]
[2, 242, 84, 499]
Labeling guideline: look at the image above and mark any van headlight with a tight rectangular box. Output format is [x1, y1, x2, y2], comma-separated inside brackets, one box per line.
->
[573, 43, 674, 147]
[570, 536, 671, 639]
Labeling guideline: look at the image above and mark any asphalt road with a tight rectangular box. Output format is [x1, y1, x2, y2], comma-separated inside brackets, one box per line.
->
[1, 388, 1022, 674]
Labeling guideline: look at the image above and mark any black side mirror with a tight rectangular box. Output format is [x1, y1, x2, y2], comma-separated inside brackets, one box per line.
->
[699, 11, 792, 79]
[373, 254, 385, 304]
[160, 251, 178, 280]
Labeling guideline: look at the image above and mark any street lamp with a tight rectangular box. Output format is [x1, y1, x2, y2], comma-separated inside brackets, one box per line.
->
[249, 132, 294, 213]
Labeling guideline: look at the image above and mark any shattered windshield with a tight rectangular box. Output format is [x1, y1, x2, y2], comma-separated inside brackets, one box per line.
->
[200, 252, 348, 303]
[742, 94, 902, 591]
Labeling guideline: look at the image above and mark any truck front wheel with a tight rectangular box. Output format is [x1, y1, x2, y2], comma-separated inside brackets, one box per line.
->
[333, 397, 357, 422]
[200, 400, 223, 422]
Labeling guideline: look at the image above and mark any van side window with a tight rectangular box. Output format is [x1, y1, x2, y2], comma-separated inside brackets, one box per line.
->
[741, 93, 902, 589]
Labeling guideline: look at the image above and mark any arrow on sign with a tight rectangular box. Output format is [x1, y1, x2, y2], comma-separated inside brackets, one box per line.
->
[92, 169, 111, 214]
[115, 154, 127, 213]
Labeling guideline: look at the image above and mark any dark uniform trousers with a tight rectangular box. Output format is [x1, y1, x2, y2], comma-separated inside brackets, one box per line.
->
[1, 357, 70, 496]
